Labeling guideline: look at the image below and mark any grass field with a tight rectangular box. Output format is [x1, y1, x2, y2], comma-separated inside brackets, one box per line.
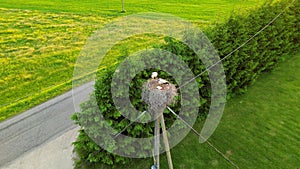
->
[94, 53, 299, 169]
[1, 0, 299, 168]
[0, 0, 263, 21]
[0, 0, 265, 121]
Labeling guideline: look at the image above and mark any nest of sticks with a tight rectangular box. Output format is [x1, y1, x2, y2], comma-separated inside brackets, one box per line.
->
[142, 78, 177, 116]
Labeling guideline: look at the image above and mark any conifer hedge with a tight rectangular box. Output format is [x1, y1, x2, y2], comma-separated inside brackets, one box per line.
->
[72, 0, 299, 167]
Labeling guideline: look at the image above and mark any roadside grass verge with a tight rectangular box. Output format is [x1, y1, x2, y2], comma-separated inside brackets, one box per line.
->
[92, 53, 300, 168]
[0, 0, 264, 121]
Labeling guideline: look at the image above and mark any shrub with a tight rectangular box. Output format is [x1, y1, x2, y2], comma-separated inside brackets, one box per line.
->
[72, 0, 299, 167]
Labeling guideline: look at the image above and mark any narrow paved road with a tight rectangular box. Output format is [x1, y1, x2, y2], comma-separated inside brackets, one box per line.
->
[0, 82, 94, 167]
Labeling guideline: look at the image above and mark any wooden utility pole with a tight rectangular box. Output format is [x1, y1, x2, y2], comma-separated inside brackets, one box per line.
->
[121, 0, 126, 13]
[154, 116, 160, 169]
[153, 114, 173, 169]
[161, 115, 173, 169]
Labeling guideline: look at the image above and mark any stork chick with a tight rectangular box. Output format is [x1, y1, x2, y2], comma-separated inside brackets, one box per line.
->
[156, 86, 163, 90]
[158, 78, 169, 85]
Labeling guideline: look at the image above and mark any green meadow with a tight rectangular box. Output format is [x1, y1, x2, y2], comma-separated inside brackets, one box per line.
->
[0, 0, 264, 121]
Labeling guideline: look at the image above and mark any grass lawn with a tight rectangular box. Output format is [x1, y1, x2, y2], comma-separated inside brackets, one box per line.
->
[94, 53, 299, 168]
[0, 0, 265, 121]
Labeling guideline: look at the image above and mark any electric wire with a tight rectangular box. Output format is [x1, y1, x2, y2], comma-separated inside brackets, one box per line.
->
[178, 0, 296, 89]
[2, 0, 295, 110]
[93, 0, 296, 167]
[167, 106, 240, 169]
[114, 110, 147, 138]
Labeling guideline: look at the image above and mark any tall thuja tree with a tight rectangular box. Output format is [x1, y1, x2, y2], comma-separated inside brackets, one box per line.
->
[203, 0, 300, 97]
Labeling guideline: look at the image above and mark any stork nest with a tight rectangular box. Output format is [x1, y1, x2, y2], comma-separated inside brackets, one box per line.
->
[142, 79, 177, 116]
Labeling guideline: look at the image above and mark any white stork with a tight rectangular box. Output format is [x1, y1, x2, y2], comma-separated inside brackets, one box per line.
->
[151, 72, 158, 79]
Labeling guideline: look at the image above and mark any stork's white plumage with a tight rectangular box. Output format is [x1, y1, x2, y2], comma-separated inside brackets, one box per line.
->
[151, 72, 158, 79]
[158, 78, 169, 84]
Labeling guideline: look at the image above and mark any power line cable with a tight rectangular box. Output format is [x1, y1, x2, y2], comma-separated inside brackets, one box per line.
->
[114, 111, 147, 138]
[0, 65, 109, 109]
[178, 0, 296, 89]
[167, 106, 240, 169]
